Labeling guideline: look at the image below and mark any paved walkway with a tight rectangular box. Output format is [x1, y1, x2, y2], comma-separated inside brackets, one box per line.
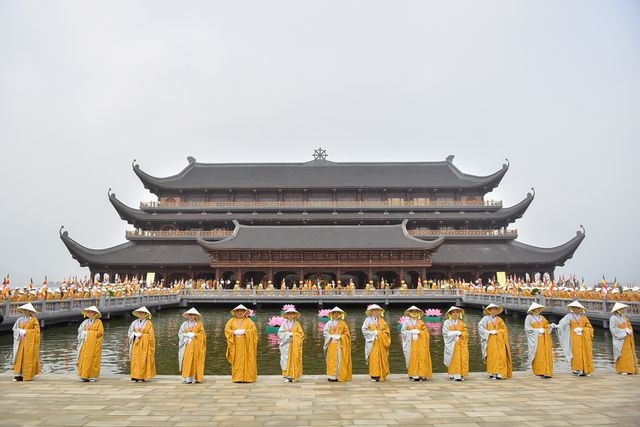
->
[0, 372, 638, 426]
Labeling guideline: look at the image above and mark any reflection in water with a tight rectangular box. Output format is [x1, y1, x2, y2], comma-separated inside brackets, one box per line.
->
[0, 306, 636, 376]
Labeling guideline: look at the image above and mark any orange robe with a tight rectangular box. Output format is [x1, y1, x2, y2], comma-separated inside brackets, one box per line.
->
[77, 318, 104, 379]
[225, 317, 258, 382]
[401, 318, 432, 378]
[178, 320, 207, 383]
[12, 316, 41, 380]
[323, 319, 352, 381]
[128, 319, 156, 380]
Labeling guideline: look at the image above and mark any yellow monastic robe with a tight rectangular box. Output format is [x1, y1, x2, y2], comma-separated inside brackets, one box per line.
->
[365, 317, 391, 381]
[570, 315, 594, 374]
[446, 320, 469, 377]
[324, 319, 352, 381]
[484, 316, 513, 379]
[225, 317, 258, 383]
[279, 320, 304, 381]
[77, 318, 104, 379]
[615, 318, 638, 374]
[13, 316, 41, 380]
[129, 319, 156, 380]
[529, 316, 553, 377]
[179, 320, 207, 383]
[405, 319, 432, 378]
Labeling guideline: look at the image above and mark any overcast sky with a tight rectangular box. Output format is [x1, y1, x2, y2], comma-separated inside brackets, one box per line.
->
[1, 1, 638, 286]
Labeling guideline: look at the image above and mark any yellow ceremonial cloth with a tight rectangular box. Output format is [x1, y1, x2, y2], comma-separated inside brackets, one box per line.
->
[283, 321, 304, 381]
[181, 320, 207, 382]
[326, 319, 352, 381]
[407, 319, 432, 378]
[225, 317, 258, 382]
[486, 317, 512, 378]
[616, 319, 639, 374]
[130, 320, 156, 380]
[368, 318, 391, 381]
[448, 320, 469, 377]
[78, 319, 104, 379]
[14, 317, 41, 381]
[531, 317, 553, 377]
[570, 315, 594, 374]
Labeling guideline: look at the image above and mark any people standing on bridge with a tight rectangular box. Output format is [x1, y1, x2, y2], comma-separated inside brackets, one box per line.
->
[323, 306, 352, 382]
[77, 306, 104, 382]
[361, 304, 391, 382]
[478, 303, 512, 380]
[400, 306, 432, 381]
[553, 301, 594, 376]
[128, 306, 156, 382]
[524, 303, 553, 378]
[225, 304, 258, 383]
[277, 307, 304, 383]
[609, 302, 638, 375]
[178, 307, 207, 383]
[12, 303, 41, 382]
[442, 306, 469, 381]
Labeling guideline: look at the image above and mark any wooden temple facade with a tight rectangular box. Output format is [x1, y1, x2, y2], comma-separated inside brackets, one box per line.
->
[61, 150, 585, 286]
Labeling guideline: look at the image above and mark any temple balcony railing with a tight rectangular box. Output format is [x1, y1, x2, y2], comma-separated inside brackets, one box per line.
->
[408, 229, 517, 237]
[140, 199, 503, 209]
[126, 229, 233, 239]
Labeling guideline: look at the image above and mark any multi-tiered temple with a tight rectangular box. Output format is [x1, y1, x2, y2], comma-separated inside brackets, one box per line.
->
[61, 151, 585, 286]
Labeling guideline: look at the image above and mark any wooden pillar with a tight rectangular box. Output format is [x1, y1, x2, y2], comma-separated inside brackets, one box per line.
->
[299, 268, 304, 282]
[421, 267, 427, 282]
[215, 267, 220, 281]
[336, 267, 342, 283]
[368, 267, 373, 282]
[399, 267, 405, 284]
[237, 267, 242, 285]
[268, 268, 273, 283]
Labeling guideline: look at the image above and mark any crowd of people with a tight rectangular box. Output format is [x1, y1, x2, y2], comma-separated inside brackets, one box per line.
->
[3, 274, 638, 303]
[10, 300, 638, 384]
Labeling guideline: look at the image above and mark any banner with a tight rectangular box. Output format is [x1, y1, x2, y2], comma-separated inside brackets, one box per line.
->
[146, 272, 156, 285]
[496, 271, 506, 287]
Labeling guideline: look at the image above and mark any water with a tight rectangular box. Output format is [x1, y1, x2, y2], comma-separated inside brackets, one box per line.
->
[1, 306, 636, 376]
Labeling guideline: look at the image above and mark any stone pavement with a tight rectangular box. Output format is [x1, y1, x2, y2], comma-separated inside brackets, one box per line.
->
[0, 372, 638, 427]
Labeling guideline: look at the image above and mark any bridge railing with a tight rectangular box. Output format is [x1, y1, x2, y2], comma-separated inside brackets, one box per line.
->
[461, 292, 640, 320]
[1, 293, 181, 323]
[184, 288, 462, 299]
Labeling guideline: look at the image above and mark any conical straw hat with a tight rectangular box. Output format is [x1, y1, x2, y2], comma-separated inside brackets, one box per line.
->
[132, 306, 152, 318]
[17, 302, 37, 314]
[404, 305, 424, 316]
[366, 304, 384, 316]
[483, 303, 503, 315]
[527, 302, 545, 313]
[566, 301, 586, 311]
[82, 306, 102, 318]
[283, 307, 300, 316]
[182, 307, 202, 318]
[446, 306, 464, 315]
[611, 302, 629, 313]
[230, 304, 250, 315]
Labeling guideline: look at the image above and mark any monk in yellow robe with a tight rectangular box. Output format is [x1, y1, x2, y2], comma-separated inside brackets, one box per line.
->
[128, 306, 156, 382]
[225, 304, 258, 383]
[361, 304, 390, 382]
[609, 303, 639, 374]
[323, 306, 352, 382]
[77, 306, 104, 382]
[478, 303, 512, 379]
[12, 303, 41, 381]
[400, 306, 432, 381]
[442, 306, 469, 381]
[277, 307, 304, 382]
[553, 300, 594, 376]
[524, 303, 553, 378]
[179, 307, 207, 383]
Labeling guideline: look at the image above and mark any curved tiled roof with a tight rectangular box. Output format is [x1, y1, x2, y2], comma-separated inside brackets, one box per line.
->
[196, 220, 445, 250]
[109, 191, 533, 227]
[133, 157, 509, 193]
[59, 228, 210, 267]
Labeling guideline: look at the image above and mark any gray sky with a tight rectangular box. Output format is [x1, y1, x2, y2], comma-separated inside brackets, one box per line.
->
[1, 1, 638, 286]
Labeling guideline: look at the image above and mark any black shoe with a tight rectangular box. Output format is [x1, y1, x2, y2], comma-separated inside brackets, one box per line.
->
[80, 378, 90, 382]
[131, 378, 138, 382]
[328, 378, 338, 382]
[13, 376, 23, 382]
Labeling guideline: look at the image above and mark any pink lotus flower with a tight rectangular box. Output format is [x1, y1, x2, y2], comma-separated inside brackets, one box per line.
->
[318, 309, 331, 317]
[267, 316, 285, 326]
[398, 316, 410, 324]
[248, 309, 256, 317]
[282, 304, 296, 311]
[425, 308, 442, 316]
